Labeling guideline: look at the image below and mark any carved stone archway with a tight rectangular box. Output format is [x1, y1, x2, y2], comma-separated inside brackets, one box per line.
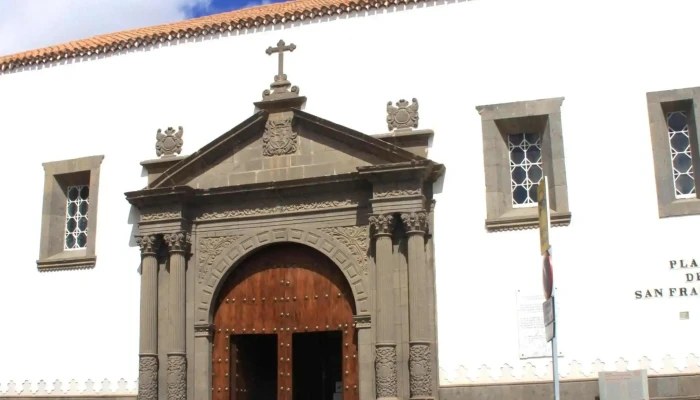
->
[196, 226, 371, 325]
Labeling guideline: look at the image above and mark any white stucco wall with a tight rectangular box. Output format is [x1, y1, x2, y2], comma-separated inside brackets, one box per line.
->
[1, 0, 699, 390]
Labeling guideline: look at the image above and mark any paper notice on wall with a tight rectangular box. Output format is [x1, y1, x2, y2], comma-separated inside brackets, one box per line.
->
[516, 291, 562, 359]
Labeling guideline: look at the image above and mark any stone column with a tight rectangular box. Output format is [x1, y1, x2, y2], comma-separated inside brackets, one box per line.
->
[369, 214, 399, 400]
[401, 212, 434, 400]
[164, 232, 190, 400]
[136, 235, 161, 400]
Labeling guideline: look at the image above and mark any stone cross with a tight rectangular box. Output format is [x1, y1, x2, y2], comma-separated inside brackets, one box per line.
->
[266, 40, 296, 81]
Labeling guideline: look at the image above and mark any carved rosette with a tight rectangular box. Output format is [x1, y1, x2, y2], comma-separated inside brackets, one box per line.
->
[166, 354, 187, 400]
[136, 235, 161, 256]
[369, 214, 395, 237]
[137, 355, 158, 400]
[375, 344, 398, 398]
[386, 98, 419, 131]
[155, 127, 184, 158]
[197, 236, 241, 284]
[263, 117, 298, 156]
[401, 212, 428, 234]
[409, 343, 433, 399]
[164, 232, 191, 253]
[320, 226, 369, 274]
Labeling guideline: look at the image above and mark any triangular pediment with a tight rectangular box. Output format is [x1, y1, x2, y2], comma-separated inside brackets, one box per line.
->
[148, 109, 426, 190]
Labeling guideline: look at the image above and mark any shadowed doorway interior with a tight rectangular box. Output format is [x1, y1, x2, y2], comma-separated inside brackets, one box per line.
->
[230, 334, 278, 400]
[292, 331, 342, 400]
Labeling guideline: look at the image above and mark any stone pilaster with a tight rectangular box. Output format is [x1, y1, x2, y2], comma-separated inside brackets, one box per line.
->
[369, 214, 399, 400]
[164, 231, 190, 400]
[401, 212, 434, 400]
[136, 235, 161, 400]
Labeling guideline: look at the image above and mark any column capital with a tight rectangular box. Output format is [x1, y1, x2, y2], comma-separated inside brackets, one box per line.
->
[369, 214, 395, 237]
[353, 314, 372, 330]
[401, 211, 428, 235]
[136, 235, 162, 256]
[163, 231, 191, 253]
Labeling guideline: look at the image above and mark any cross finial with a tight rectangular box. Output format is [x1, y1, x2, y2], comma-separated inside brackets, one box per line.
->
[260, 39, 301, 102]
[266, 40, 296, 82]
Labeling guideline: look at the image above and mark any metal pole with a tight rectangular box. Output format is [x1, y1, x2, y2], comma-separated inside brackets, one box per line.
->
[544, 177, 560, 400]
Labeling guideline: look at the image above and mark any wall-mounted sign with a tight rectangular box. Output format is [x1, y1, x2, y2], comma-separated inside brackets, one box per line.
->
[634, 259, 700, 299]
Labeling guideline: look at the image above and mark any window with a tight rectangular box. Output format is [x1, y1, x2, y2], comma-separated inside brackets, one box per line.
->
[508, 133, 543, 208]
[64, 185, 90, 250]
[647, 87, 700, 218]
[476, 97, 571, 231]
[37, 155, 104, 272]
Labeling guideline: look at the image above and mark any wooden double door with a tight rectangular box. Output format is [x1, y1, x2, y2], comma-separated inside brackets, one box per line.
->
[212, 243, 359, 400]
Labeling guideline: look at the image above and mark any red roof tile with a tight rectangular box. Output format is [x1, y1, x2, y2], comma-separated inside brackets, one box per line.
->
[0, 0, 428, 73]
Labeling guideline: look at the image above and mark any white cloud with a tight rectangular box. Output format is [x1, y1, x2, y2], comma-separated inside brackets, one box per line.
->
[0, 0, 211, 57]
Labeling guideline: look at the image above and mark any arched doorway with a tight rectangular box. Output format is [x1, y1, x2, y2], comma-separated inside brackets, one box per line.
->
[212, 243, 359, 400]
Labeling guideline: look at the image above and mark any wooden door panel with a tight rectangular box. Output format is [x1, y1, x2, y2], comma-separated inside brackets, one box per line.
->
[212, 244, 359, 400]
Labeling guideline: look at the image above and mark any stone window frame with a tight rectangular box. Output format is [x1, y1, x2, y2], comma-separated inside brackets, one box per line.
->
[476, 97, 572, 231]
[647, 87, 700, 218]
[37, 155, 104, 272]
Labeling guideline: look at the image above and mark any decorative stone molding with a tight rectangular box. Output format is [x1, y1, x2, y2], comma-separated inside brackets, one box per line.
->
[135, 235, 161, 255]
[438, 354, 700, 386]
[195, 226, 369, 324]
[155, 127, 183, 158]
[140, 211, 181, 222]
[374, 181, 421, 198]
[194, 324, 214, 338]
[163, 232, 191, 253]
[369, 214, 395, 237]
[319, 226, 369, 275]
[198, 198, 357, 221]
[137, 355, 158, 400]
[197, 235, 242, 284]
[401, 212, 428, 234]
[409, 342, 433, 398]
[375, 344, 398, 398]
[166, 355, 186, 400]
[353, 313, 371, 329]
[262, 117, 298, 156]
[387, 98, 419, 131]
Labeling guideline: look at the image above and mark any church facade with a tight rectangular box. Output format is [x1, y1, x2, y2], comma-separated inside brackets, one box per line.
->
[1, 0, 699, 399]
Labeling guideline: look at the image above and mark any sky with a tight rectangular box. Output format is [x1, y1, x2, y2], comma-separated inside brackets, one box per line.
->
[0, 0, 285, 57]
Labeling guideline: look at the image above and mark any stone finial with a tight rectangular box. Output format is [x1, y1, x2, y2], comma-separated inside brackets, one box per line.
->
[262, 40, 300, 101]
[155, 126, 183, 157]
[387, 98, 419, 131]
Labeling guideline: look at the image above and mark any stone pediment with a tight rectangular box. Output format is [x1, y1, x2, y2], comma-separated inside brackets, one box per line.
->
[147, 108, 427, 190]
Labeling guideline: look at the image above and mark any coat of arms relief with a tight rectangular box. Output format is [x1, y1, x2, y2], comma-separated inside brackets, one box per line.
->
[263, 117, 298, 156]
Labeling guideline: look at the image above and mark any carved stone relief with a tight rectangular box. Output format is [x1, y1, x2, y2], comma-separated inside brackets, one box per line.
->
[166, 355, 187, 400]
[263, 117, 298, 156]
[197, 235, 242, 284]
[164, 232, 191, 253]
[375, 345, 398, 398]
[135, 235, 161, 254]
[319, 226, 369, 274]
[369, 214, 395, 236]
[401, 211, 428, 233]
[140, 211, 181, 222]
[155, 127, 184, 158]
[409, 343, 433, 398]
[137, 355, 158, 400]
[386, 98, 419, 131]
[198, 198, 357, 220]
[374, 181, 421, 198]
